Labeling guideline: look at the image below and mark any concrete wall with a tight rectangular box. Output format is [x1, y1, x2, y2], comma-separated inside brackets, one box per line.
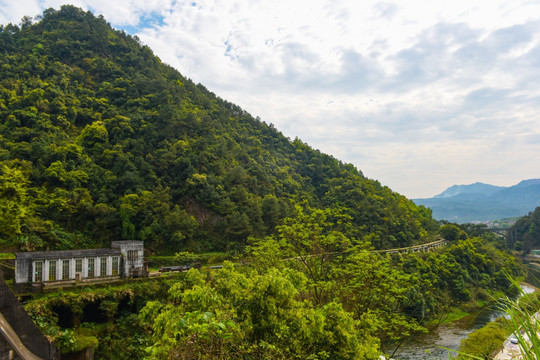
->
[111, 241, 144, 277]
[0, 269, 60, 360]
[14, 258, 31, 284]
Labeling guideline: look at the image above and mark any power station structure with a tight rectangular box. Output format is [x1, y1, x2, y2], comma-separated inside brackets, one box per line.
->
[14, 241, 146, 292]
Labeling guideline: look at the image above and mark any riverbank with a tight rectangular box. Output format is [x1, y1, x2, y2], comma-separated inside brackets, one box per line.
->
[432, 294, 504, 328]
[397, 285, 530, 360]
[457, 282, 537, 359]
[398, 301, 507, 359]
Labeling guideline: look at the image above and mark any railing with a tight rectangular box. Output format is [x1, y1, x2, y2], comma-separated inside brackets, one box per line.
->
[0, 311, 45, 360]
[372, 239, 448, 254]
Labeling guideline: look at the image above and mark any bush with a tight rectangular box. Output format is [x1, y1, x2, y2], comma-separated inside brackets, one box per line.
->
[458, 318, 509, 359]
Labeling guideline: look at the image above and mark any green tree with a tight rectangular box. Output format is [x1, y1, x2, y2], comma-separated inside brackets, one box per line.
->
[0, 165, 31, 245]
[440, 224, 466, 241]
[139, 263, 381, 359]
[276, 204, 352, 304]
[336, 250, 427, 356]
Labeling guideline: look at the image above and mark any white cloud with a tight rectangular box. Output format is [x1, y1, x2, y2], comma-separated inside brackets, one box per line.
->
[0, 0, 41, 25]
[3, 0, 540, 198]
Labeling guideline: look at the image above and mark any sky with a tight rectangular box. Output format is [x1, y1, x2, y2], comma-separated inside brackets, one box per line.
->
[2, 1, 540, 198]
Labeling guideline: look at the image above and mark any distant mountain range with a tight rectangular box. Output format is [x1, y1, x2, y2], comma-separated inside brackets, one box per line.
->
[413, 179, 540, 223]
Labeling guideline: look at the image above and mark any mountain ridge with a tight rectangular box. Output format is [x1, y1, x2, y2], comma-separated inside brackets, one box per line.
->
[0, 5, 438, 252]
[433, 182, 505, 199]
[414, 179, 540, 222]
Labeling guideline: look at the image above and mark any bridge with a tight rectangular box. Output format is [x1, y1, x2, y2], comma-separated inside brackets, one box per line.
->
[373, 239, 448, 254]
[281, 239, 449, 262]
[488, 228, 514, 239]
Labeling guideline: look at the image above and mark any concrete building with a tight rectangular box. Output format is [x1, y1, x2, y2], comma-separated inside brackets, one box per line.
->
[14, 241, 145, 291]
[111, 240, 145, 278]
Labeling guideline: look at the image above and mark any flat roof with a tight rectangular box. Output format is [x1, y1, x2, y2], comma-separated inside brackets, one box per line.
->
[111, 240, 143, 246]
[15, 248, 121, 260]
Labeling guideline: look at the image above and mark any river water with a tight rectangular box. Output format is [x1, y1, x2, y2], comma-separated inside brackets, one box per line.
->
[395, 277, 538, 360]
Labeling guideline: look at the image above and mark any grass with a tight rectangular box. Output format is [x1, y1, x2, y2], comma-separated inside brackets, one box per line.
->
[441, 309, 471, 324]
[438, 297, 495, 325]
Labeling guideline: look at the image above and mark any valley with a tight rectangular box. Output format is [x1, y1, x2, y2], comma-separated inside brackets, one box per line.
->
[0, 5, 539, 360]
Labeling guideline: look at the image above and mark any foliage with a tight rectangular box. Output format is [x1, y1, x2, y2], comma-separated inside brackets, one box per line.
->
[439, 224, 468, 241]
[457, 278, 540, 360]
[3, 6, 530, 360]
[457, 318, 509, 359]
[23, 227, 524, 359]
[0, 164, 31, 245]
[508, 206, 540, 252]
[55, 329, 99, 354]
[139, 263, 381, 360]
[244, 216, 522, 357]
[23, 277, 175, 357]
[496, 281, 540, 360]
[0, 5, 437, 253]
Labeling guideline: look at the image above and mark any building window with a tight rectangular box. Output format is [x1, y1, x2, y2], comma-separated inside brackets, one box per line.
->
[75, 259, 82, 273]
[49, 260, 57, 281]
[100, 257, 107, 276]
[88, 258, 95, 278]
[62, 259, 70, 280]
[34, 261, 43, 282]
[127, 250, 138, 263]
[112, 256, 119, 275]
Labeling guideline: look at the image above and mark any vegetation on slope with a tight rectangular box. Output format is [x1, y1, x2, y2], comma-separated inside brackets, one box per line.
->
[0, 5, 438, 253]
[507, 206, 540, 252]
[24, 212, 522, 359]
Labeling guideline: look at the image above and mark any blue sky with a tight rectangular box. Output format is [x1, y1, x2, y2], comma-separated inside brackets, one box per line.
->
[2, 1, 540, 198]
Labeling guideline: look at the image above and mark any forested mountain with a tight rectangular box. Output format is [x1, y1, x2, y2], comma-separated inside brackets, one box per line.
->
[507, 206, 540, 252]
[1, 8, 528, 358]
[414, 179, 540, 223]
[0, 5, 438, 253]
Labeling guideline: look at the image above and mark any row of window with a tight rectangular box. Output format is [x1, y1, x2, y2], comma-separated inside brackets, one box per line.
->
[33, 256, 120, 282]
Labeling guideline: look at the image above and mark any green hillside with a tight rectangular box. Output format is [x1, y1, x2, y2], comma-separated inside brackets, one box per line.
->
[0, 5, 438, 253]
[507, 206, 540, 252]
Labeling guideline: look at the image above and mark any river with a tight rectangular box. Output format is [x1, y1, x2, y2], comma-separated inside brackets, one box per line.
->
[394, 273, 539, 360]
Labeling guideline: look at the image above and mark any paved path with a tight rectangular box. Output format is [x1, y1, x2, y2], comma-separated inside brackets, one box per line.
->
[493, 335, 526, 360]
[372, 239, 447, 254]
[0, 312, 44, 360]
[492, 311, 540, 360]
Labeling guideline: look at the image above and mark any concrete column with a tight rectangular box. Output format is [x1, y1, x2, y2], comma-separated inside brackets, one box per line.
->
[70, 258, 75, 280]
[43, 260, 49, 282]
[82, 258, 87, 278]
[31, 262, 36, 283]
[107, 256, 112, 276]
[56, 259, 61, 280]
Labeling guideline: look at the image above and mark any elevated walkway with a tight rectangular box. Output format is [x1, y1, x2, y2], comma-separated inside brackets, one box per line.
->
[373, 239, 448, 254]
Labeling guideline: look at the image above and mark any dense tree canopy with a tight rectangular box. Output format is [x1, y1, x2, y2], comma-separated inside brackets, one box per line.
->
[24, 221, 523, 359]
[0, 5, 438, 253]
[0, 6, 529, 360]
[508, 206, 540, 252]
